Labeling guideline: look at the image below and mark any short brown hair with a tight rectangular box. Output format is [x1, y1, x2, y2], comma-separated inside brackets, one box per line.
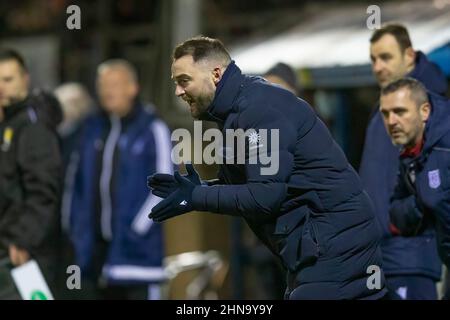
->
[0, 48, 28, 73]
[381, 77, 428, 108]
[370, 23, 412, 52]
[173, 36, 231, 66]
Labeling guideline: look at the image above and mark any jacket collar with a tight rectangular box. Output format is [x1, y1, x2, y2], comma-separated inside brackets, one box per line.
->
[200, 61, 245, 122]
[400, 138, 424, 158]
[406, 93, 450, 171]
[101, 98, 143, 127]
[422, 92, 450, 153]
[3, 96, 30, 121]
[408, 51, 448, 96]
[120, 99, 142, 126]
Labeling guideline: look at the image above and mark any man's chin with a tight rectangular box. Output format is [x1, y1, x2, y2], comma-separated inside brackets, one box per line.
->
[379, 80, 390, 88]
[189, 104, 209, 120]
[391, 138, 405, 147]
[189, 106, 198, 119]
[0, 97, 13, 108]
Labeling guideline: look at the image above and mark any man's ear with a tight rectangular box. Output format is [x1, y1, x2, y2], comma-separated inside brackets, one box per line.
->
[24, 72, 30, 88]
[130, 82, 140, 98]
[420, 102, 431, 122]
[404, 47, 416, 69]
[212, 66, 223, 85]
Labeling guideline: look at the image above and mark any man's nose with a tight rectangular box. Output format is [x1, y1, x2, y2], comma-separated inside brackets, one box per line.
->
[175, 85, 185, 97]
[388, 113, 398, 126]
[372, 59, 384, 73]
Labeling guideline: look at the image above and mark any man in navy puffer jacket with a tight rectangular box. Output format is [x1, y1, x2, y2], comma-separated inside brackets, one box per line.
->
[149, 36, 387, 300]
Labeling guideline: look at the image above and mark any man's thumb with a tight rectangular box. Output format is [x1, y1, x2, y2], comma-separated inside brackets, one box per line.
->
[174, 171, 184, 183]
[185, 163, 196, 176]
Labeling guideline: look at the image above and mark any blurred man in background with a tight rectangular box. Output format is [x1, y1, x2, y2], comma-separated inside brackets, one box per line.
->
[53, 82, 95, 298]
[359, 24, 448, 299]
[54, 82, 94, 167]
[264, 62, 300, 96]
[66, 59, 173, 299]
[0, 48, 62, 299]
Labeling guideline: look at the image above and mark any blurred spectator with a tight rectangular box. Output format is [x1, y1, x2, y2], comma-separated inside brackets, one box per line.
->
[66, 59, 173, 299]
[359, 23, 447, 300]
[55, 83, 94, 137]
[263, 62, 300, 96]
[0, 48, 62, 299]
[53, 83, 94, 298]
[54, 82, 94, 167]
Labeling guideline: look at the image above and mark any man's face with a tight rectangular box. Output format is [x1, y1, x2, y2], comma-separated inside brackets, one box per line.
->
[96, 67, 138, 116]
[171, 55, 217, 119]
[370, 34, 414, 88]
[380, 88, 430, 148]
[0, 60, 29, 108]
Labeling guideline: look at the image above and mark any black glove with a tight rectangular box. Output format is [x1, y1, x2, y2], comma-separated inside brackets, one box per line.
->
[148, 171, 197, 222]
[148, 163, 201, 198]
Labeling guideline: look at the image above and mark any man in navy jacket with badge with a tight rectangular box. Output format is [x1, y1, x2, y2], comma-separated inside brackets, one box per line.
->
[380, 78, 450, 298]
[148, 36, 387, 299]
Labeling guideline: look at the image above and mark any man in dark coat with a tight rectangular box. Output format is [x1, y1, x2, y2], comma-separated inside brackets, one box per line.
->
[0, 49, 62, 299]
[380, 78, 450, 298]
[148, 36, 387, 300]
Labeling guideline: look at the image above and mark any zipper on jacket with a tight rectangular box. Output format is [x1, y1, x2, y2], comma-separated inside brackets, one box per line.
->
[100, 116, 121, 241]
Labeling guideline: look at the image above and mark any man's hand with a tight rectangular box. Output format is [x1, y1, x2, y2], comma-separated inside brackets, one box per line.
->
[9, 244, 30, 266]
[148, 163, 201, 198]
[148, 171, 197, 222]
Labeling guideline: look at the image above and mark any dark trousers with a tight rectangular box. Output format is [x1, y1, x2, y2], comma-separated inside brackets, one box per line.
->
[0, 258, 21, 299]
[386, 275, 438, 300]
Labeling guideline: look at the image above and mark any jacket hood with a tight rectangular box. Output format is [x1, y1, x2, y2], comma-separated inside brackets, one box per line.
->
[201, 61, 245, 122]
[29, 89, 63, 129]
[410, 51, 448, 96]
[423, 92, 450, 151]
[2, 96, 29, 121]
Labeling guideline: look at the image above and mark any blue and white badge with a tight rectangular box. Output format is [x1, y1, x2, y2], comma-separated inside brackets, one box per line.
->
[428, 169, 441, 189]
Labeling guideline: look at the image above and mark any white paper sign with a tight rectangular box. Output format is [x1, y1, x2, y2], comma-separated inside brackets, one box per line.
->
[10, 260, 54, 300]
